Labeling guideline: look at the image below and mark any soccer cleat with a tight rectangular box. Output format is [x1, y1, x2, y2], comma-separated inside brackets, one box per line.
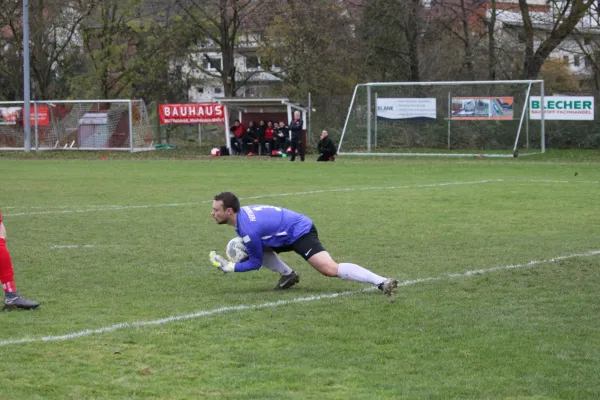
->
[274, 271, 300, 290]
[3, 294, 40, 310]
[378, 278, 398, 296]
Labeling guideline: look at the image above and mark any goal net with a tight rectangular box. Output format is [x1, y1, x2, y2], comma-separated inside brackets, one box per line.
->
[338, 80, 546, 157]
[0, 100, 153, 152]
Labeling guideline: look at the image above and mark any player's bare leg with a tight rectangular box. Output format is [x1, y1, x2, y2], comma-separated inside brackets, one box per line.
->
[307, 251, 398, 295]
[0, 220, 40, 310]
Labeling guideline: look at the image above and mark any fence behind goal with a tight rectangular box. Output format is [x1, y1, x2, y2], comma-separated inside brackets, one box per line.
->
[0, 100, 153, 152]
[338, 80, 545, 157]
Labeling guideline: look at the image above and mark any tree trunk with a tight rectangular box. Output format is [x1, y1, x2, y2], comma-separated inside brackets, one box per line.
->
[406, 0, 421, 82]
[219, 0, 236, 97]
[460, 0, 475, 79]
[520, 0, 594, 79]
[487, 0, 497, 80]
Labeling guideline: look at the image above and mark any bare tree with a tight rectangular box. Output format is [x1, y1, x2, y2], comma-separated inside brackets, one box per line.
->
[486, 0, 498, 80]
[76, 0, 183, 99]
[345, 0, 428, 82]
[424, 0, 503, 80]
[519, 0, 595, 78]
[259, 0, 360, 97]
[571, 2, 600, 91]
[175, 0, 268, 97]
[0, 0, 95, 99]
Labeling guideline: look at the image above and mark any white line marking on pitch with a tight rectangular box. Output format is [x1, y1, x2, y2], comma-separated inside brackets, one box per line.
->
[1, 249, 598, 347]
[50, 245, 96, 249]
[2, 179, 503, 217]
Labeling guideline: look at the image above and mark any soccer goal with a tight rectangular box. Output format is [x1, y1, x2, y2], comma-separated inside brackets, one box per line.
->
[337, 80, 545, 157]
[0, 99, 154, 152]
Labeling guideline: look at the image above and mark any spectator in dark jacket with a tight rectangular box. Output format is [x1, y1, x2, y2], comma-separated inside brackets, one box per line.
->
[289, 111, 304, 162]
[245, 121, 258, 155]
[317, 130, 337, 162]
[276, 121, 289, 152]
[256, 120, 267, 155]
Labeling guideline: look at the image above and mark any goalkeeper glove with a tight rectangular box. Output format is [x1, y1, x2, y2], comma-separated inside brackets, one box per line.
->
[209, 251, 235, 272]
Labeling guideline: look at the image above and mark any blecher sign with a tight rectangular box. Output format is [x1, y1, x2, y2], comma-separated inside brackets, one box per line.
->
[529, 96, 594, 120]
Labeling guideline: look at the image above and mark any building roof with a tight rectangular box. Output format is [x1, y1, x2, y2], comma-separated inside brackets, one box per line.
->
[502, 19, 600, 35]
[212, 97, 308, 112]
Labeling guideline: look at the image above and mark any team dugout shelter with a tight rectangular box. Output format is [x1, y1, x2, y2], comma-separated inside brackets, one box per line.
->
[214, 97, 308, 154]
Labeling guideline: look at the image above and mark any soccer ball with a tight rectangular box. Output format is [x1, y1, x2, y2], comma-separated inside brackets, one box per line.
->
[226, 237, 248, 263]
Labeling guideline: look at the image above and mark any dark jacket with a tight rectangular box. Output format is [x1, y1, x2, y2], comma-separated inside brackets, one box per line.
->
[289, 119, 303, 138]
[256, 124, 266, 139]
[318, 136, 337, 155]
[246, 125, 257, 140]
[277, 124, 289, 139]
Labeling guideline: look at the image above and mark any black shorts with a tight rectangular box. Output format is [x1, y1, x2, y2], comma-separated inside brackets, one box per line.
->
[272, 225, 326, 260]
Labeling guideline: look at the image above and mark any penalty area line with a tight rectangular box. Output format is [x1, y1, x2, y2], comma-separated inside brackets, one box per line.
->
[1, 249, 599, 347]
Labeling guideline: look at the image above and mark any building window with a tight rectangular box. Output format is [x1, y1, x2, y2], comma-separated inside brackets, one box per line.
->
[585, 55, 593, 68]
[563, 55, 570, 64]
[574, 55, 580, 66]
[214, 87, 223, 94]
[197, 86, 204, 94]
[246, 55, 260, 69]
[202, 56, 222, 71]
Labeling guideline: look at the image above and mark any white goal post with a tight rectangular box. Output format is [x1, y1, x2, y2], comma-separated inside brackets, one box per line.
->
[338, 80, 545, 157]
[0, 99, 153, 152]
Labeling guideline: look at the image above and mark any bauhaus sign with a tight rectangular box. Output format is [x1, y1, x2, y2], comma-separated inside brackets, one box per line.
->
[529, 96, 594, 120]
[159, 103, 225, 124]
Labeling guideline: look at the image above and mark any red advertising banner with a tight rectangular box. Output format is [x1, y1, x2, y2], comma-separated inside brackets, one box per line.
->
[159, 103, 225, 124]
[29, 105, 50, 126]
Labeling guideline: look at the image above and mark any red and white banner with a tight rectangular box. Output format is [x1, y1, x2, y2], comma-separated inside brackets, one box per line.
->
[29, 105, 50, 126]
[159, 103, 225, 124]
[0, 105, 50, 126]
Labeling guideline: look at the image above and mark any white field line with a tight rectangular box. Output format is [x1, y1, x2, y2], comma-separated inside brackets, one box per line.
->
[50, 245, 97, 249]
[1, 249, 599, 347]
[515, 179, 600, 184]
[2, 179, 503, 217]
[2, 204, 125, 210]
[4, 178, 599, 216]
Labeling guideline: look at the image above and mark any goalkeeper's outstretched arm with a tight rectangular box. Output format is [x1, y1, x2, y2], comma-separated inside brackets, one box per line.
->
[210, 232, 264, 273]
[232, 233, 263, 272]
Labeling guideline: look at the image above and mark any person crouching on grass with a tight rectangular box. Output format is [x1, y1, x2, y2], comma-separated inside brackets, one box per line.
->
[317, 130, 337, 162]
[209, 192, 398, 294]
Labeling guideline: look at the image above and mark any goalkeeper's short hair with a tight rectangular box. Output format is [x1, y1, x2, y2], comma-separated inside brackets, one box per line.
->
[214, 192, 240, 212]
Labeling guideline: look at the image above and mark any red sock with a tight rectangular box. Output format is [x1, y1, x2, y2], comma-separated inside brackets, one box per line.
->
[0, 238, 17, 293]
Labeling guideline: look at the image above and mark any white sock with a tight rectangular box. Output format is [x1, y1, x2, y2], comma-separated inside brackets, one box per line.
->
[338, 263, 386, 285]
[262, 252, 294, 275]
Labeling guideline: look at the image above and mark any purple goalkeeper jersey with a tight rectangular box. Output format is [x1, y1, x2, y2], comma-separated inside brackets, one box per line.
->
[234, 205, 313, 272]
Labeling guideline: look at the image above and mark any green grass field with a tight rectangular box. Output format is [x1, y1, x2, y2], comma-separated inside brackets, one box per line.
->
[1, 153, 600, 399]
